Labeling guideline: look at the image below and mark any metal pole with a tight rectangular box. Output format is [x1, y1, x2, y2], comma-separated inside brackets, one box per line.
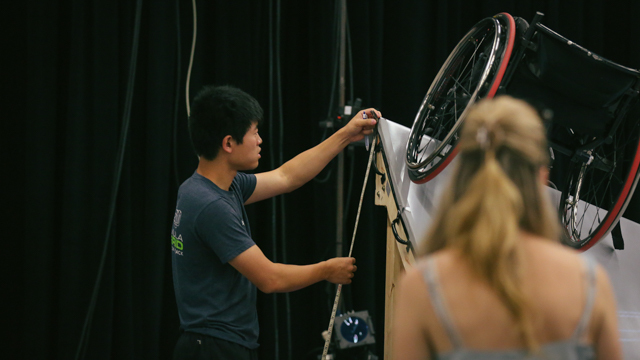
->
[336, 0, 347, 258]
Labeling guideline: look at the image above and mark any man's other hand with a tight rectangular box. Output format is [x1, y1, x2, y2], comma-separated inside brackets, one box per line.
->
[324, 257, 358, 284]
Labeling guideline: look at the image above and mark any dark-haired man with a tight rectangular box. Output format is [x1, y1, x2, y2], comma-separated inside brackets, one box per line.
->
[171, 85, 380, 359]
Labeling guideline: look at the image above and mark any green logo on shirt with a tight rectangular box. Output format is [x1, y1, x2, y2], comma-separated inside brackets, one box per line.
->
[171, 229, 184, 255]
[171, 234, 184, 250]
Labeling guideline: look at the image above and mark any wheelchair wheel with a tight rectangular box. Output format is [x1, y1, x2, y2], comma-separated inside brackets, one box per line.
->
[559, 116, 640, 250]
[406, 13, 515, 183]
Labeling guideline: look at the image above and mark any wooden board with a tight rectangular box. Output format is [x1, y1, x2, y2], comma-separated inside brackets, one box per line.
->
[374, 146, 415, 359]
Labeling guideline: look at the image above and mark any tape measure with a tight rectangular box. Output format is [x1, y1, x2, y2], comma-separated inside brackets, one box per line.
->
[322, 116, 379, 359]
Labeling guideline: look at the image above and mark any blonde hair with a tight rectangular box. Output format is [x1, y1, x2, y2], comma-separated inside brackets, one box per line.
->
[421, 96, 560, 351]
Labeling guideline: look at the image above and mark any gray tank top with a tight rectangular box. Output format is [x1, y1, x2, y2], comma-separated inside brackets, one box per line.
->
[421, 256, 597, 360]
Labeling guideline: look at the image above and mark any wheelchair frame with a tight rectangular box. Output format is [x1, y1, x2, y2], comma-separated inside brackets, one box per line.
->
[406, 12, 640, 250]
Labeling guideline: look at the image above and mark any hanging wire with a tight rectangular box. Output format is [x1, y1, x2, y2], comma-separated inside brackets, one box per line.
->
[326, 0, 342, 120]
[346, 8, 354, 105]
[172, 0, 182, 187]
[343, 148, 356, 227]
[268, 0, 281, 358]
[185, 0, 197, 117]
[74, 0, 143, 358]
[343, 2, 356, 227]
[313, 1, 342, 185]
[274, 1, 293, 358]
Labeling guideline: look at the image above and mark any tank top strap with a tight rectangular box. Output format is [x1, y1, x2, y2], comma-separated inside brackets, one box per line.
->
[421, 257, 465, 350]
[572, 255, 597, 340]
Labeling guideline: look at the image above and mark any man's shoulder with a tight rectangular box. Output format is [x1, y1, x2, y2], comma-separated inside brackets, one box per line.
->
[232, 172, 256, 186]
[179, 175, 225, 207]
[231, 172, 257, 199]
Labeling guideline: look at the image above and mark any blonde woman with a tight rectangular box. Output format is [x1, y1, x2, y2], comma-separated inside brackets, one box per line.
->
[393, 96, 621, 359]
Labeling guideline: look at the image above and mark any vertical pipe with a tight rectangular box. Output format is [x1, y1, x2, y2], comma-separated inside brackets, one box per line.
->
[336, 0, 346, 258]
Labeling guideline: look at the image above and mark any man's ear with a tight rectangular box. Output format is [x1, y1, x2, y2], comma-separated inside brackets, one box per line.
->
[221, 135, 234, 154]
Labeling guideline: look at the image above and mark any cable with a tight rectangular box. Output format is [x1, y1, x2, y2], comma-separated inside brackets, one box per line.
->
[172, 0, 182, 188]
[343, 148, 355, 225]
[346, 8, 354, 105]
[315, 0, 345, 290]
[312, 128, 332, 184]
[342, 2, 355, 312]
[274, 1, 293, 358]
[185, 0, 197, 117]
[276, 0, 284, 170]
[314, 1, 342, 187]
[342, 0, 355, 242]
[74, 0, 143, 358]
[326, 0, 342, 120]
[268, 1, 280, 358]
[340, 148, 356, 315]
[314, 1, 341, 185]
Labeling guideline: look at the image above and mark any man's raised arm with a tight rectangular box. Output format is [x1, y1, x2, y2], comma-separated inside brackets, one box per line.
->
[246, 108, 380, 204]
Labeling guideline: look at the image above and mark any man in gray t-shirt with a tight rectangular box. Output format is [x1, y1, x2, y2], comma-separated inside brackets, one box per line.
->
[171, 85, 380, 360]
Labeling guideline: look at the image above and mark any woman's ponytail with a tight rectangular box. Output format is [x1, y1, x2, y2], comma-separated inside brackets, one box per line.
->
[421, 96, 560, 352]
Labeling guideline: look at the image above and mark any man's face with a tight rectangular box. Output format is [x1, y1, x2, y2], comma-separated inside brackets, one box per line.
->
[230, 122, 262, 170]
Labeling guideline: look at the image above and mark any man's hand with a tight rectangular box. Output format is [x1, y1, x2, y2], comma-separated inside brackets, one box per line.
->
[341, 108, 381, 143]
[246, 108, 381, 205]
[324, 257, 358, 284]
[230, 246, 359, 293]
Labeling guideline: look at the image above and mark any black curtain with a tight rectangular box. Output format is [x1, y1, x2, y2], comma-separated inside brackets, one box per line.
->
[15, 0, 640, 359]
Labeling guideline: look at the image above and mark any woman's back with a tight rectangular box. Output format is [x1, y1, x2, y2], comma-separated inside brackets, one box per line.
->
[392, 97, 621, 359]
[393, 234, 621, 359]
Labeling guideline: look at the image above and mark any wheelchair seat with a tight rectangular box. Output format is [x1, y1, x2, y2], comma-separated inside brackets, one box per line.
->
[505, 21, 639, 136]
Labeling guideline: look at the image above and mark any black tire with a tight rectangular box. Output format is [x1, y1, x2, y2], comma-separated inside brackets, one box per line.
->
[558, 109, 640, 250]
[406, 13, 515, 183]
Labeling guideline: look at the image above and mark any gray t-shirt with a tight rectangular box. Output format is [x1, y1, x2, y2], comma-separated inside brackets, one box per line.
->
[171, 171, 259, 349]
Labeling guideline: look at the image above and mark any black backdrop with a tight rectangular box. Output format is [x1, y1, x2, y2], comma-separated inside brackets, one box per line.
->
[14, 0, 640, 359]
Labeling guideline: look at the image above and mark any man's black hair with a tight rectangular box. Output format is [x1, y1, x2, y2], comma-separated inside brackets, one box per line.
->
[188, 85, 264, 160]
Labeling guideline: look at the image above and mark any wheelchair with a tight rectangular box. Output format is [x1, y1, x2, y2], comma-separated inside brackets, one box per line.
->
[405, 12, 640, 250]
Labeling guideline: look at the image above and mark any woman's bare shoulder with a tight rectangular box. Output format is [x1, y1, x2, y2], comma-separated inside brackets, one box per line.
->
[522, 233, 585, 263]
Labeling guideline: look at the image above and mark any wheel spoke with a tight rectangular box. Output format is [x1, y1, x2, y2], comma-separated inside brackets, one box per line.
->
[561, 128, 640, 244]
[451, 76, 472, 97]
[456, 32, 490, 87]
[407, 17, 513, 183]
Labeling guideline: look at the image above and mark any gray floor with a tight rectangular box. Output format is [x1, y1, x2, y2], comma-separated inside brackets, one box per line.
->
[378, 118, 640, 358]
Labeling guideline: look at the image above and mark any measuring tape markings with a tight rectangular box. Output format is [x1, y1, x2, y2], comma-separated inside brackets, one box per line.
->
[321, 116, 379, 359]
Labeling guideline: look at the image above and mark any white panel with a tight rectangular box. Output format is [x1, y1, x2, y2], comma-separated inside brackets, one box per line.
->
[378, 117, 640, 356]
[378, 117, 456, 252]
